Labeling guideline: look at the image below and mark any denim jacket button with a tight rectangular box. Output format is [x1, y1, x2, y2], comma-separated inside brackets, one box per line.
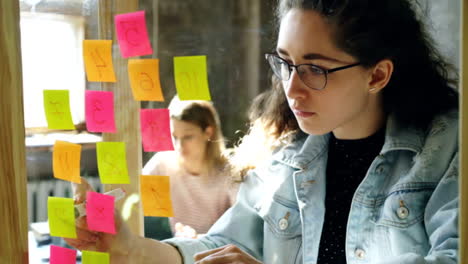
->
[375, 164, 385, 173]
[354, 248, 366, 259]
[397, 206, 410, 219]
[278, 218, 289, 230]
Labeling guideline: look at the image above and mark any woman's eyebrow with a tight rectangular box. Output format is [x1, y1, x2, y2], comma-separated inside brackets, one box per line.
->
[277, 47, 343, 63]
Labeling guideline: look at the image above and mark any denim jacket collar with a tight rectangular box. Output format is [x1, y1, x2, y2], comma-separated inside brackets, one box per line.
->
[273, 113, 425, 170]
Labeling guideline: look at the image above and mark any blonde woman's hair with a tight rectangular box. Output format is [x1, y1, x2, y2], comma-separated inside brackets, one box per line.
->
[168, 96, 227, 172]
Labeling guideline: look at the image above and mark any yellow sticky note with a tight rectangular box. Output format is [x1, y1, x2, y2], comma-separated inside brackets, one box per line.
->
[140, 175, 174, 217]
[82, 250, 109, 264]
[96, 142, 130, 184]
[128, 59, 164, 101]
[53, 140, 82, 183]
[43, 90, 75, 130]
[47, 197, 77, 238]
[83, 40, 117, 82]
[173, 55, 211, 100]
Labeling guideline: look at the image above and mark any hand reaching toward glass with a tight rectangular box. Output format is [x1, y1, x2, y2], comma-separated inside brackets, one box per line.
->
[63, 178, 134, 261]
[194, 244, 263, 264]
[63, 177, 183, 264]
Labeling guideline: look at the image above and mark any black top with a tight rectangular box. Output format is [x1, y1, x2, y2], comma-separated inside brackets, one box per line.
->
[316, 128, 385, 263]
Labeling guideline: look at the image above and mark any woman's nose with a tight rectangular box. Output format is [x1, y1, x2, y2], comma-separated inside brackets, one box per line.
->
[284, 69, 307, 100]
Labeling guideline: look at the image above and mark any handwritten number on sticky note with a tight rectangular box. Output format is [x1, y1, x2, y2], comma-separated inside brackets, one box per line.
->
[120, 21, 140, 46]
[180, 72, 200, 94]
[150, 187, 170, 214]
[49, 101, 65, 118]
[91, 48, 107, 78]
[139, 72, 154, 91]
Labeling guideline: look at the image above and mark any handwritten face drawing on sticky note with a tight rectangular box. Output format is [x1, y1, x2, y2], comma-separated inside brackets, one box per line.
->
[140, 175, 174, 217]
[50, 245, 77, 264]
[173, 55, 211, 101]
[115, 11, 153, 58]
[82, 250, 110, 264]
[43, 90, 75, 130]
[128, 59, 164, 101]
[140, 109, 174, 152]
[86, 191, 116, 234]
[85, 90, 116, 133]
[53, 140, 81, 183]
[83, 40, 116, 82]
[48, 197, 77, 238]
[96, 142, 130, 184]
[91, 48, 106, 79]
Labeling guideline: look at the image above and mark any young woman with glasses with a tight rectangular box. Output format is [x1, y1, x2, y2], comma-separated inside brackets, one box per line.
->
[66, 0, 459, 263]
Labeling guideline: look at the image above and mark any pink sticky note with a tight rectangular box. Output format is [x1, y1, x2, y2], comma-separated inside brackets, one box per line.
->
[140, 109, 174, 152]
[86, 191, 116, 234]
[115, 11, 153, 58]
[50, 245, 77, 264]
[85, 90, 116, 133]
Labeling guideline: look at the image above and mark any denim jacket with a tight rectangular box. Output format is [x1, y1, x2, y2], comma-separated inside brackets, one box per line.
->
[165, 110, 459, 264]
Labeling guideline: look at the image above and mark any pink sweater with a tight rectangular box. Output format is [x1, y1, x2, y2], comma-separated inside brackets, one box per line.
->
[143, 152, 237, 234]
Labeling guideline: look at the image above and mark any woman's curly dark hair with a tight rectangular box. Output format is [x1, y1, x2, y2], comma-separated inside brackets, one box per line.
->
[261, 0, 459, 138]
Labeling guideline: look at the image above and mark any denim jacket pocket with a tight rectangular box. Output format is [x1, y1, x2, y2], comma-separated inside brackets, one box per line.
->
[258, 195, 302, 263]
[372, 185, 434, 229]
[261, 195, 302, 238]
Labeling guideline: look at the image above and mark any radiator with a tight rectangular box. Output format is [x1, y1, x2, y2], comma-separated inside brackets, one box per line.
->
[27, 178, 102, 224]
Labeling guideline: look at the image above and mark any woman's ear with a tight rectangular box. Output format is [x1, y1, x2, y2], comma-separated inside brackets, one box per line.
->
[204, 126, 214, 141]
[368, 59, 394, 93]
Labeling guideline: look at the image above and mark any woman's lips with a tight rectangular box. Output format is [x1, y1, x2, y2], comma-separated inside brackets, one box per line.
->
[292, 108, 316, 118]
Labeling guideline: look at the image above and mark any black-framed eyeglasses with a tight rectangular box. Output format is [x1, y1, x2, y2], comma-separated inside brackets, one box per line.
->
[265, 53, 361, 90]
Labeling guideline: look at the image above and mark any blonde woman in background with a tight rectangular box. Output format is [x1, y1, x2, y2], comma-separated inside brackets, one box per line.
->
[143, 95, 237, 238]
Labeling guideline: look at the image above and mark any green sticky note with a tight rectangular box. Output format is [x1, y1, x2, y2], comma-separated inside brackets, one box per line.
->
[43, 90, 75, 130]
[47, 197, 77, 238]
[173, 55, 211, 100]
[82, 250, 110, 264]
[96, 142, 130, 184]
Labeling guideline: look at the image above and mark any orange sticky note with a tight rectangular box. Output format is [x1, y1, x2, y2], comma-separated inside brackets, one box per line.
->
[43, 90, 75, 130]
[53, 140, 81, 183]
[83, 40, 117, 82]
[48, 197, 77, 238]
[96, 142, 130, 184]
[140, 175, 174, 217]
[173, 55, 211, 100]
[128, 59, 164, 101]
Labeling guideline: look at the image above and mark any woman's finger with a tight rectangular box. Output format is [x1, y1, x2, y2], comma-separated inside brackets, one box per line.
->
[194, 245, 262, 264]
[75, 226, 99, 242]
[72, 177, 94, 203]
[195, 252, 244, 264]
[193, 245, 232, 261]
[64, 237, 95, 251]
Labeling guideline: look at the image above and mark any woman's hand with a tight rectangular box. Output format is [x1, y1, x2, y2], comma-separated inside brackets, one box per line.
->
[194, 244, 262, 264]
[174, 222, 199, 239]
[63, 178, 133, 257]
